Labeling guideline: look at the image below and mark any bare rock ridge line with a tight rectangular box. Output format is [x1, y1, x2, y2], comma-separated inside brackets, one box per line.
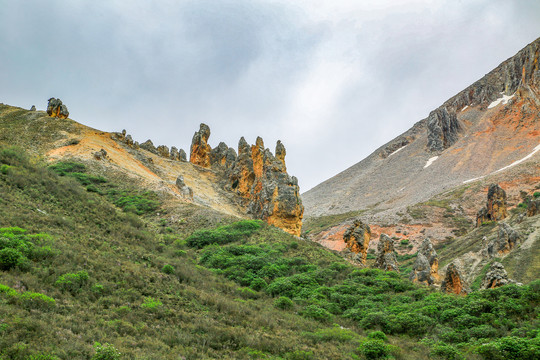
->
[188, 124, 304, 236]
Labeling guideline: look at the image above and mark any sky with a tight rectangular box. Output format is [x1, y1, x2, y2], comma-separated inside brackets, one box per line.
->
[1, 0, 539, 192]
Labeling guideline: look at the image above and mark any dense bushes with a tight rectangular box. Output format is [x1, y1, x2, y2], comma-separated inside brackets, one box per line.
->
[0, 227, 55, 270]
[186, 220, 263, 248]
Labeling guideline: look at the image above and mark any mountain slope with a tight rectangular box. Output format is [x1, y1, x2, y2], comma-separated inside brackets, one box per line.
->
[303, 37, 540, 219]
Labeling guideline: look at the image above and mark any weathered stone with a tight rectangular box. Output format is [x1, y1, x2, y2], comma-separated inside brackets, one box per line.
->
[176, 175, 193, 200]
[140, 140, 158, 154]
[170, 146, 179, 160]
[93, 148, 108, 160]
[527, 199, 540, 216]
[210, 142, 237, 169]
[30, 105, 36, 111]
[190, 123, 212, 167]
[427, 107, 461, 152]
[374, 234, 399, 272]
[343, 220, 371, 264]
[441, 260, 470, 295]
[46, 98, 69, 119]
[409, 238, 440, 285]
[157, 145, 170, 158]
[125, 135, 134, 147]
[476, 184, 508, 226]
[481, 262, 519, 289]
[178, 149, 187, 161]
[488, 223, 520, 257]
[275, 140, 286, 168]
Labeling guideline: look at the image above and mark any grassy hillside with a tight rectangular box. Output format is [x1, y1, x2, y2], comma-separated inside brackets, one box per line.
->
[0, 146, 539, 359]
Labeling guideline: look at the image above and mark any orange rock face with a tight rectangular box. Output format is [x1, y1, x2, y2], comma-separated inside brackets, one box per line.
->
[190, 123, 212, 167]
[476, 184, 508, 226]
[441, 261, 470, 295]
[343, 220, 371, 264]
[409, 238, 440, 285]
[46, 98, 69, 119]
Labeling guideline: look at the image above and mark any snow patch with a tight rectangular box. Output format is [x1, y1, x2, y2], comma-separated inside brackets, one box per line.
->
[388, 144, 408, 157]
[487, 92, 515, 109]
[461, 105, 469, 111]
[424, 156, 438, 169]
[462, 144, 540, 184]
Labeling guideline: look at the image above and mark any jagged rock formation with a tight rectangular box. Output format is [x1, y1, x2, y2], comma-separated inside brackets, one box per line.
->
[409, 238, 440, 285]
[476, 184, 508, 226]
[190, 123, 212, 167]
[374, 233, 399, 272]
[481, 262, 520, 289]
[488, 222, 520, 257]
[427, 108, 461, 152]
[176, 175, 193, 200]
[46, 98, 69, 119]
[342, 220, 371, 264]
[441, 260, 471, 295]
[210, 142, 237, 169]
[157, 145, 170, 158]
[170, 147, 180, 160]
[178, 149, 187, 162]
[140, 140, 158, 154]
[527, 199, 540, 217]
[30, 105, 36, 111]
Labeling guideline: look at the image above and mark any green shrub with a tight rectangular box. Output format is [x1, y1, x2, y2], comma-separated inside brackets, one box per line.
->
[304, 325, 358, 343]
[0, 164, 12, 174]
[368, 331, 388, 342]
[357, 339, 392, 359]
[475, 336, 540, 360]
[107, 190, 159, 215]
[430, 343, 464, 360]
[186, 220, 262, 248]
[55, 270, 89, 293]
[91, 342, 121, 360]
[0, 247, 24, 270]
[162, 264, 175, 274]
[302, 305, 332, 321]
[140, 297, 162, 309]
[284, 350, 314, 360]
[274, 296, 294, 310]
[19, 291, 56, 310]
[400, 239, 409, 246]
[27, 354, 60, 360]
[533, 192, 540, 198]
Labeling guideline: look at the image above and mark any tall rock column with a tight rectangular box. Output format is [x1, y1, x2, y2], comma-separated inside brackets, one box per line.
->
[441, 260, 470, 295]
[374, 234, 399, 272]
[190, 123, 212, 167]
[476, 184, 508, 226]
[409, 238, 440, 285]
[343, 220, 371, 264]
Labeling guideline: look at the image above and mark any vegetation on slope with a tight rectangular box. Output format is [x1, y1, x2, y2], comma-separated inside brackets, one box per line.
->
[0, 146, 539, 359]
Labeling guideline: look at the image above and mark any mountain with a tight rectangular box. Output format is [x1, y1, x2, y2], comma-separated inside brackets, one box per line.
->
[303, 37, 540, 219]
[1, 41, 539, 359]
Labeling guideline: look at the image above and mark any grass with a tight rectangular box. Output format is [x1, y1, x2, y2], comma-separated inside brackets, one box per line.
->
[0, 144, 538, 359]
[302, 210, 365, 236]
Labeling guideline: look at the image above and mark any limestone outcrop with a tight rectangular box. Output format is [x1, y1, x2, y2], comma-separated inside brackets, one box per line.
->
[374, 234, 399, 272]
[190, 123, 212, 167]
[476, 184, 508, 226]
[343, 220, 371, 264]
[481, 262, 520, 289]
[409, 238, 440, 285]
[427, 107, 461, 152]
[488, 223, 520, 257]
[441, 260, 471, 295]
[157, 145, 170, 158]
[527, 199, 540, 217]
[176, 175, 193, 200]
[140, 140, 158, 154]
[210, 142, 237, 169]
[46, 98, 69, 119]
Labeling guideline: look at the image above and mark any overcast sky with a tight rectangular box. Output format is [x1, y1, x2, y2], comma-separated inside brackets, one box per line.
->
[1, 0, 539, 191]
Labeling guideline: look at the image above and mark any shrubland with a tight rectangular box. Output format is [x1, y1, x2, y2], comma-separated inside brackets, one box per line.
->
[0, 146, 538, 359]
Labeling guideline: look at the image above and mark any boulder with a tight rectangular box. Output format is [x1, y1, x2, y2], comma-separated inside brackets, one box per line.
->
[488, 223, 520, 257]
[170, 146, 179, 160]
[30, 105, 36, 111]
[46, 98, 69, 119]
[481, 262, 520, 289]
[527, 199, 540, 216]
[374, 234, 399, 272]
[176, 175, 193, 200]
[476, 184, 508, 226]
[140, 140, 158, 154]
[93, 149, 108, 160]
[157, 145, 170, 158]
[409, 238, 440, 285]
[441, 260, 471, 295]
[427, 107, 461, 152]
[343, 220, 371, 264]
[190, 123, 212, 167]
[178, 149, 187, 162]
